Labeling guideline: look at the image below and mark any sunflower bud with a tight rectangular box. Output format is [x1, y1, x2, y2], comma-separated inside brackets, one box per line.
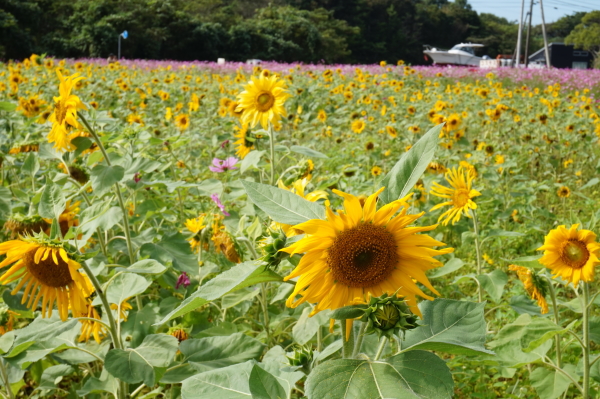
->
[287, 345, 313, 371]
[364, 293, 418, 339]
[261, 229, 289, 269]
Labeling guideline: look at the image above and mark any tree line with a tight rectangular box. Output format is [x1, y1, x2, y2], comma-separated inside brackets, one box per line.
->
[0, 0, 594, 65]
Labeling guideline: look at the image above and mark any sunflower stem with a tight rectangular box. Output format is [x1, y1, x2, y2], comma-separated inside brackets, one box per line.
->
[582, 282, 591, 399]
[546, 277, 562, 368]
[351, 322, 367, 358]
[374, 337, 388, 361]
[259, 283, 272, 346]
[341, 320, 355, 359]
[472, 209, 483, 303]
[0, 359, 14, 399]
[268, 124, 276, 185]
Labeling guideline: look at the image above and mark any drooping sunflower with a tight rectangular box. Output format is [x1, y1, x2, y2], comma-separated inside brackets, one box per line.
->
[4, 214, 49, 239]
[430, 166, 481, 226]
[236, 74, 290, 130]
[538, 224, 600, 287]
[282, 187, 453, 317]
[508, 265, 549, 314]
[0, 236, 93, 321]
[47, 70, 87, 152]
[233, 123, 255, 159]
[75, 303, 107, 344]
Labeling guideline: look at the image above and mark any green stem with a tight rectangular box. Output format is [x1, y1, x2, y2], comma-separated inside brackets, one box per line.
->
[472, 209, 483, 302]
[0, 360, 15, 399]
[80, 189, 109, 258]
[269, 124, 276, 185]
[341, 320, 355, 359]
[352, 322, 367, 358]
[374, 337, 388, 361]
[582, 282, 590, 399]
[260, 283, 272, 346]
[547, 277, 562, 368]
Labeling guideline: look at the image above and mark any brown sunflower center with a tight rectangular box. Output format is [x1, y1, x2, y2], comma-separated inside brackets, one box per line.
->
[453, 189, 470, 208]
[23, 248, 73, 288]
[561, 239, 589, 269]
[327, 223, 398, 288]
[54, 101, 67, 124]
[256, 92, 274, 112]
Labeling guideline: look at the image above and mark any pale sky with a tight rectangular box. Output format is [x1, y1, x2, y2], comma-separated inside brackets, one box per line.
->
[462, 0, 598, 25]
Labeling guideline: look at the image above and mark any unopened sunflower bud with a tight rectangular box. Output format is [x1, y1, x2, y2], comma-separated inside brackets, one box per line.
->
[261, 229, 289, 269]
[287, 345, 313, 369]
[364, 293, 418, 339]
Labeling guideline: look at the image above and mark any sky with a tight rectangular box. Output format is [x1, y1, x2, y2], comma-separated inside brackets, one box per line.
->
[463, 0, 599, 25]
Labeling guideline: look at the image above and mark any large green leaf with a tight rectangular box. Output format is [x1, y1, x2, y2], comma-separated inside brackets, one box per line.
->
[181, 360, 254, 399]
[156, 261, 274, 325]
[7, 315, 79, 358]
[530, 365, 577, 399]
[181, 333, 265, 372]
[0, 102, 17, 112]
[249, 364, 287, 399]
[77, 368, 119, 398]
[118, 259, 167, 274]
[104, 334, 178, 387]
[90, 165, 124, 196]
[290, 145, 329, 159]
[105, 273, 151, 305]
[476, 269, 508, 303]
[241, 150, 266, 173]
[38, 365, 74, 390]
[241, 180, 325, 225]
[38, 181, 66, 220]
[428, 258, 465, 278]
[305, 351, 453, 399]
[140, 232, 197, 274]
[378, 123, 443, 205]
[402, 299, 493, 356]
[292, 307, 330, 345]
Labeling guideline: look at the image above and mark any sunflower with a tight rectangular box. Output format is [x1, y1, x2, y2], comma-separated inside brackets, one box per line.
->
[508, 265, 549, 314]
[236, 74, 290, 130]
[233, 123, 255, 159]
[385, 126, 398, 138]
[538, 224, 600, 287]
[47, 70, 87, 152]
[0, 236, 93, 321]
[212, 226, 241, 264]
[185, 215, 206, 253]
[351, 119, 366, 134]
[174, 114, 190, 131]
[0, 305, 18, 335]
[317, 110, 327, 123]
[557, 186, 570, 198]
[430, 166, 481, 226]
[4, 215, 49, 239]
[281, 187, 453, 317]
[76, 303, 108, 344]
[371, 166, 382, 177]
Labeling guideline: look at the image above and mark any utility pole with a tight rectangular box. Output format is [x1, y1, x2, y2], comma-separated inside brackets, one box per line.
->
[516, 0, 526, 67]
[524, 0, 534, 67]
[539, 0, 551, 68]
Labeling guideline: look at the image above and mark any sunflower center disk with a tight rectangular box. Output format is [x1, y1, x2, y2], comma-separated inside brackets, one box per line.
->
[256, 92, 275, 112]
[23, 249, 74, 288]
[562, 240, 589, 269]
[327, 223, 398, 288]
[453, 189, 470, 208]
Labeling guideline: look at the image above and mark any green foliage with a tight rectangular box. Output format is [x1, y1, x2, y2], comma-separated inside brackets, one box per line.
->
[566, 11, 600, 55]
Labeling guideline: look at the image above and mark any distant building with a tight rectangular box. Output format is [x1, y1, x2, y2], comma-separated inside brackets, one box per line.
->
[528, 43, 594, 69]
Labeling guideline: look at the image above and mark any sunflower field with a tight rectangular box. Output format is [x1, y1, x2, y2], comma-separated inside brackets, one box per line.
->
[0, 55, 600, 399]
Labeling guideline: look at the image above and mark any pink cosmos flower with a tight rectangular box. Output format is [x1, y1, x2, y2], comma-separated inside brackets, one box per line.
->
[211, 193, 230, 216]
[209, 157, 238, 173]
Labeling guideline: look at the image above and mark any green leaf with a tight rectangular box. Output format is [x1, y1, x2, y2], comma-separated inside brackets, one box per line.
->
[80, 203, 123, 235]
[77, 368, 119, 397]
[104, 334, 178, 387]
[21, 153, 40, 176]
[306, 351, 453, 399]
[378, 123, 443, 205]
[118, 259, 167, 274]
[260, 346, 304, 396]
[38, 181, 66, 220]
[485, 230, 526, 238]
[402, 299, 493, 356]
[0, 102, 17, 112]
[181, 360, 253, 398]
[0, 187, 10, 218]
[241, 150, 266, 173]
[90, 165, 124, 196]
[476, 269, 508, 303]
[520, 318, 574, 353]
[290, 145, 329, 159]
[155, 261, 272, 325]
[182, 333, 265, 372]
[249, 364, 287, 399]
[505, 255, 544, 269]
[38, 364, 74, 390]
[329, 305, 368, 320]
[140, 232, 197, 274]
[292, 308, 330, 345]
[7, 315, 79, 358]
[105, 273, 151, 305]
[510, 295, 547, 316]
[241, 180, 325, 225]
[0, 332, 15, 355]
[530, 365, 576, 399]
[580, 177, 600, 190]
[428, 258, 465, 278]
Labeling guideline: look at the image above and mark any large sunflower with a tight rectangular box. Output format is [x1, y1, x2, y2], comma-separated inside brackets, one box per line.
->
[430, 166, 481, 226]
[233, 123, 255, 159]
[538, 224, 600, 287]
[0, 236, 92, 321]
[47, 70, 87, 152]
[281, 187, 453, 317]
[236, 74, 290, 130]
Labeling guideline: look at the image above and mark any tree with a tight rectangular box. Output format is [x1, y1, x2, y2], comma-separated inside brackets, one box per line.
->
[565, 10, 600, 56]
